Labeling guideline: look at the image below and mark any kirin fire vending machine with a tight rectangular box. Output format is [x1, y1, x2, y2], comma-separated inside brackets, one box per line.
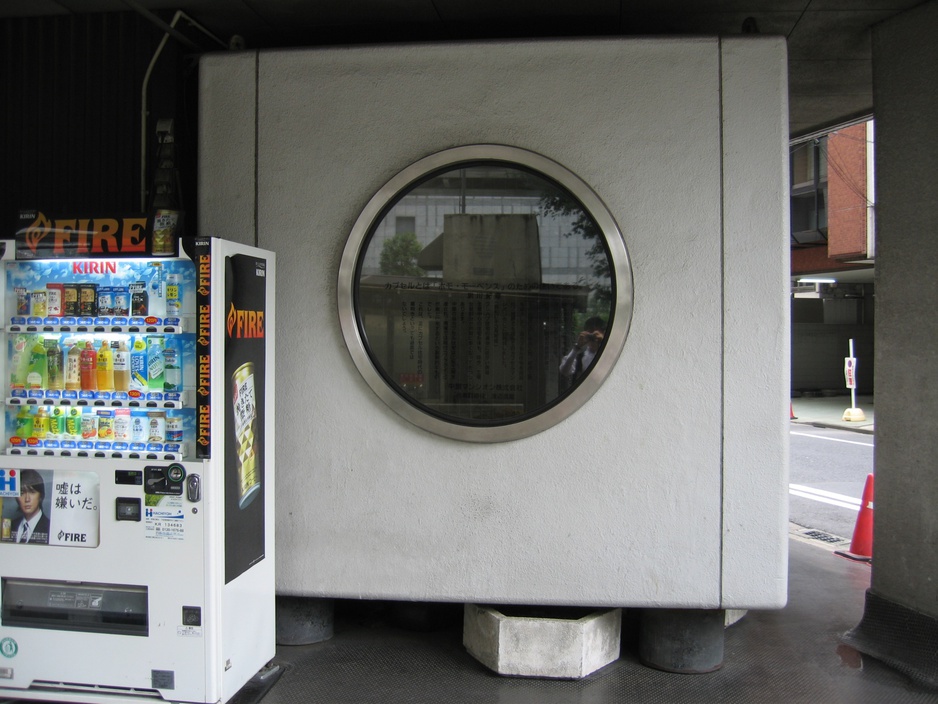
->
[0, 213, 276, 704]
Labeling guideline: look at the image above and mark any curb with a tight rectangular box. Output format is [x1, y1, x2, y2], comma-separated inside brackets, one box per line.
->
[790, 419, 875, 436]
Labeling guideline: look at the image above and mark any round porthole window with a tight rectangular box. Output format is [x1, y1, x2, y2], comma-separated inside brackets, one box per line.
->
[338, 145, 633, 442]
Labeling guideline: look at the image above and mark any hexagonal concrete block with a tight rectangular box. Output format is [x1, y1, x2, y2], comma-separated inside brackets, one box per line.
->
[463, 604, 621, 679]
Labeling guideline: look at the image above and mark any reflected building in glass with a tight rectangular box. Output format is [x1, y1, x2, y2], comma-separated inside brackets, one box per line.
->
[353, 162, 617, 427]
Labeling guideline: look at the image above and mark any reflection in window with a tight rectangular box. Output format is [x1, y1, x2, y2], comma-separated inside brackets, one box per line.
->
[790, 138, 828, 246]
[354, 163, 615, 426]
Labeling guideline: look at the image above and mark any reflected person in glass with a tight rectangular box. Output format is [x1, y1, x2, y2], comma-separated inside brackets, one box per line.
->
[559, 317, 606, 379]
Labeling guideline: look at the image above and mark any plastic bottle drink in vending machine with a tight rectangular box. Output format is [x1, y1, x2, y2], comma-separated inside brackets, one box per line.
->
[45, 339, 64, 391]
[113, 340, 130, 391]
[80, 341, 98, 391]
[65, 408, 82, 439]
[163, 345, 181, 392]
[148, 336, 165, 391]
[65, 342, 82, 391]
[15, 407, 33, 439]
[97, 340, 114, 392]
[131, 337, 148, 391]
[26, 340, 48, 390]
[50, 407, 67, 439]
[9, 335, 30, 390]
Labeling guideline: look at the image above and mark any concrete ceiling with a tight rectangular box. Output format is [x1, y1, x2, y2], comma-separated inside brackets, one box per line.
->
[0, 0, 924, 139]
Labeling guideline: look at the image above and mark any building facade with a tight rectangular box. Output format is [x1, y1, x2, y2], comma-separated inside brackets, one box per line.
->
[790, 121, 875, 394]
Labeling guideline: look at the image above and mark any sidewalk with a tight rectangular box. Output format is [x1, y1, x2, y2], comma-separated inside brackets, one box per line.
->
[791, 393, 874, 434]
[234, 538, 938, 704]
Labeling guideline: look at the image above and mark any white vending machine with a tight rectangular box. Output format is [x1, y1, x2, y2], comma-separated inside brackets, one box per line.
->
[0, 214, 276, 704]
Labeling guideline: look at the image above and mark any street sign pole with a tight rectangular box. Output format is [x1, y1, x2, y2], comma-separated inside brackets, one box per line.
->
[843, 338, 866, 422]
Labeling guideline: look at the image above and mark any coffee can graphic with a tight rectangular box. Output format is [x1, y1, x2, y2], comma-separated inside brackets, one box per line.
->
[1, 518, 11, 541]
[232, 362, 260, 508]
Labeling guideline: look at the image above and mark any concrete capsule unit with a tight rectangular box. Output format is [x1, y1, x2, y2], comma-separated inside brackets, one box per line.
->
[198, 36, 790, 667]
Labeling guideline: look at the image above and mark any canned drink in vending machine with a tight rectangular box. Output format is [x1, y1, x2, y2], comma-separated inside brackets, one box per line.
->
[147, 411, 166, 443]
[131, 412, 148, 444]
[30, 290, 48, 317]
[78, 284, 98, 317]
[112, 287, 130, 317]
[97, 409, 115, 440]
[166, 274, 182, 316]
[232, 362, 260, 508]
[15, 288, 29, 316]
[166, 413, 183, 443]
[113, 407, 131, 442]
[63, 284, 79, 316]
[81, 413, 99, 440]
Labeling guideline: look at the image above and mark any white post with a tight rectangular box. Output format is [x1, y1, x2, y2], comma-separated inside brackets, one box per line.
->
[849, 338, 857, 411]
[842, 338, 866, 422]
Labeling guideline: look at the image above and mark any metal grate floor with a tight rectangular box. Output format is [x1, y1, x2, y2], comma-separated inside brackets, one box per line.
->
[258, 539, 938, 704]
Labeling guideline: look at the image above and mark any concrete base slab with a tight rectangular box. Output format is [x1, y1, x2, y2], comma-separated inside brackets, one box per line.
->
[725, 609, 748, 627]
[463, 604, 621, 679]
[842, 407, 867, 421]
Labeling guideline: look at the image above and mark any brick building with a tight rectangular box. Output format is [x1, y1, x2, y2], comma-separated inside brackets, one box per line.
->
[790, 121, 875, 394]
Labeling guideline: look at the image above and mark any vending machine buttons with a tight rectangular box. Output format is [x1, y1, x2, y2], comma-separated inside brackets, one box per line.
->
[116, 497, 142, 522]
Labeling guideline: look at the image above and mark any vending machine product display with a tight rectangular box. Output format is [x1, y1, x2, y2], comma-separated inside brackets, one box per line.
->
[0, 221, 276, 704]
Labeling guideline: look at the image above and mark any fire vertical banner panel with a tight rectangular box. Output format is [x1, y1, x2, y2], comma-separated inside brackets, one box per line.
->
[224, 254, 267, 583]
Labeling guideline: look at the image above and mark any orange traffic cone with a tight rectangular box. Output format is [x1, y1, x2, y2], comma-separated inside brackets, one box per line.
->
[836, 474, 874, 563]
[790, 403, 797, 420]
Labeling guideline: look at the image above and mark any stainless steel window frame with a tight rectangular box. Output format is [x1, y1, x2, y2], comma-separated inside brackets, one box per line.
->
[338, 144, 633, 443]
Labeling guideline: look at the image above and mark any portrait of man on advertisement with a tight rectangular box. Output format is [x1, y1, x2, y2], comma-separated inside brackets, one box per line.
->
[9, 469, 51, 545]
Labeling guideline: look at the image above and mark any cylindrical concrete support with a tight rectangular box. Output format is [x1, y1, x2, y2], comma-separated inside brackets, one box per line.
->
[276, 596, 334, 645]
[639, 608, 725, 673]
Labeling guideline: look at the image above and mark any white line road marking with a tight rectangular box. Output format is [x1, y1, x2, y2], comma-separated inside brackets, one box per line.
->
[790, 431, 874, 448]
[789, 483, 861, 510]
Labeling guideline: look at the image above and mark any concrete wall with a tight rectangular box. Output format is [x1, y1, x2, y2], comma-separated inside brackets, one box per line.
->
[199, 37, 789, 609]
[871, 1, 938, 617]
[791, 322, 874, 394]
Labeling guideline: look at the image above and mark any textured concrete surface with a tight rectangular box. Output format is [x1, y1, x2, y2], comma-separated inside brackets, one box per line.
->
[463, 604, 622, 679]
[199, 37, 788, 609]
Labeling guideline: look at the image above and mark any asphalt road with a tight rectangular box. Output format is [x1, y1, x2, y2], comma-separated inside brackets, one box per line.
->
[789, 427, 875, 540]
